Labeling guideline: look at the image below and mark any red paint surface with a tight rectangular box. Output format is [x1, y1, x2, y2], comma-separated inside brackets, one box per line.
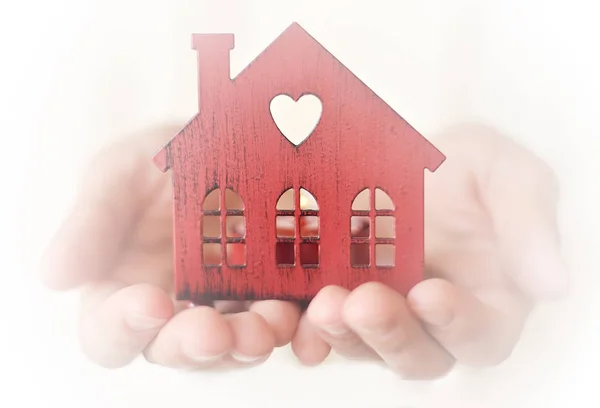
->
[153, 22, 445, 302]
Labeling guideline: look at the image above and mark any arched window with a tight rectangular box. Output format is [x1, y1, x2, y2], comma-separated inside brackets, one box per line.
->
[201, 188, 246, 267]
[350, 188, 395, 267]
[275, 187, 320, 267]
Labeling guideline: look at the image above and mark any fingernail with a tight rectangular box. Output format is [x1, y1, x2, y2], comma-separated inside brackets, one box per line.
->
[126, 313, 168, 331]
[189, 351, 227, 364]
[414, 305, 453, 327]
[231, 352, 268, 363]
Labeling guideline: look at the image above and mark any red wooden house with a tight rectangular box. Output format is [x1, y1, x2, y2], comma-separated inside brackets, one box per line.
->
[153, 22, 445, 302]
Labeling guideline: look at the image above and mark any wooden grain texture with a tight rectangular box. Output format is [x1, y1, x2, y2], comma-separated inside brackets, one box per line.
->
[153, 22, 446, 302]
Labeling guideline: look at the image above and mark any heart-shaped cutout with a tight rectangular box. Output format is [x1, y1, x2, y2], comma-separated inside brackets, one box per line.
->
[269, 94, 323, 146]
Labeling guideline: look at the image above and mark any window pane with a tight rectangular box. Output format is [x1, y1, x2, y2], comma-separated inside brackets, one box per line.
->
[351, 189, 370, 211]
[300, 216, 319, 237]
[375, 216, 395, 238]
[300, 243, 319, 265]
[276, 216, 295, 237]
[276, 189, 294, 210]
[276, 242, 295, 265]
[351, 243, 370, 266]
[226, 216, 245, 238]
[202, 188, 220, 211]
[300, 188, 319, 210]
[227, 243, 245, 266]
[203, 216, 221, 238]
[225, 189, 244, 210]
[376, 244, 395, 267]
[203, 243, 221, 266]
[375, 188, 394, 210]
[351, 216, 370, 238]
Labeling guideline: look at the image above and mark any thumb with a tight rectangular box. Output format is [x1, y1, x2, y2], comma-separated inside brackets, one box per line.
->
[484, 141, 568, 300]
[39, 125, 179, 290]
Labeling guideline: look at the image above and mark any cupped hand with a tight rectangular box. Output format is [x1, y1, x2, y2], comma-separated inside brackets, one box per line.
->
[291, 123, 568, 379]
[39, 125, 302, 369]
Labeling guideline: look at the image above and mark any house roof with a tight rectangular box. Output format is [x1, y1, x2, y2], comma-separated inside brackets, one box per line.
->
[153, 22, 445, 173]
[152, 113, 198, 172]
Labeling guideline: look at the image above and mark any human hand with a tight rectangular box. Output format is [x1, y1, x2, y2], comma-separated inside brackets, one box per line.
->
[291, 123, 568, 379]
[39, 125, 301, 369]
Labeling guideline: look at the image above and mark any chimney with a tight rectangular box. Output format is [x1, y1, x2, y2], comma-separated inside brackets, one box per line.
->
[191, 33, 234, 111]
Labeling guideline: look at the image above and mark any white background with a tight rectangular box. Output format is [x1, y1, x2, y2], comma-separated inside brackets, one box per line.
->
[1, 0, 599, 407]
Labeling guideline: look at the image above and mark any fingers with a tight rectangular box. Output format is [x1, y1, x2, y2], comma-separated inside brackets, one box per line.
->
[407, 278, 529, 367]
[78, 282, 174, 368]
[143, 308, 276, 369]
[249, 300, 302, 346]
[483, 131, 568, 300]
[291, 313, 332, 366]
[224, 312, 276, 364]
[79, 283, 295, 370]
[296, 279, 528, 373]
[305, 286, 378, 360]
[213, 300, 302, 347]
[143, 306, 233, 368]
[342, 282, 455, 379]
[293, 283, 456, 378]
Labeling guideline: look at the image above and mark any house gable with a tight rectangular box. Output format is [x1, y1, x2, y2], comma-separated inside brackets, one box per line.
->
[152, 114, 199, 172]
[233, 22, 445, 172]
[153, 22, 445, 174]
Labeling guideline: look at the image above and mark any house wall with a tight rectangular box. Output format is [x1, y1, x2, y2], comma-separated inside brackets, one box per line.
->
[166, 27, 435, 300]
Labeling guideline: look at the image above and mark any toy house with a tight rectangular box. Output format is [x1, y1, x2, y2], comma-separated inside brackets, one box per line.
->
[153, 22, 445, 302]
